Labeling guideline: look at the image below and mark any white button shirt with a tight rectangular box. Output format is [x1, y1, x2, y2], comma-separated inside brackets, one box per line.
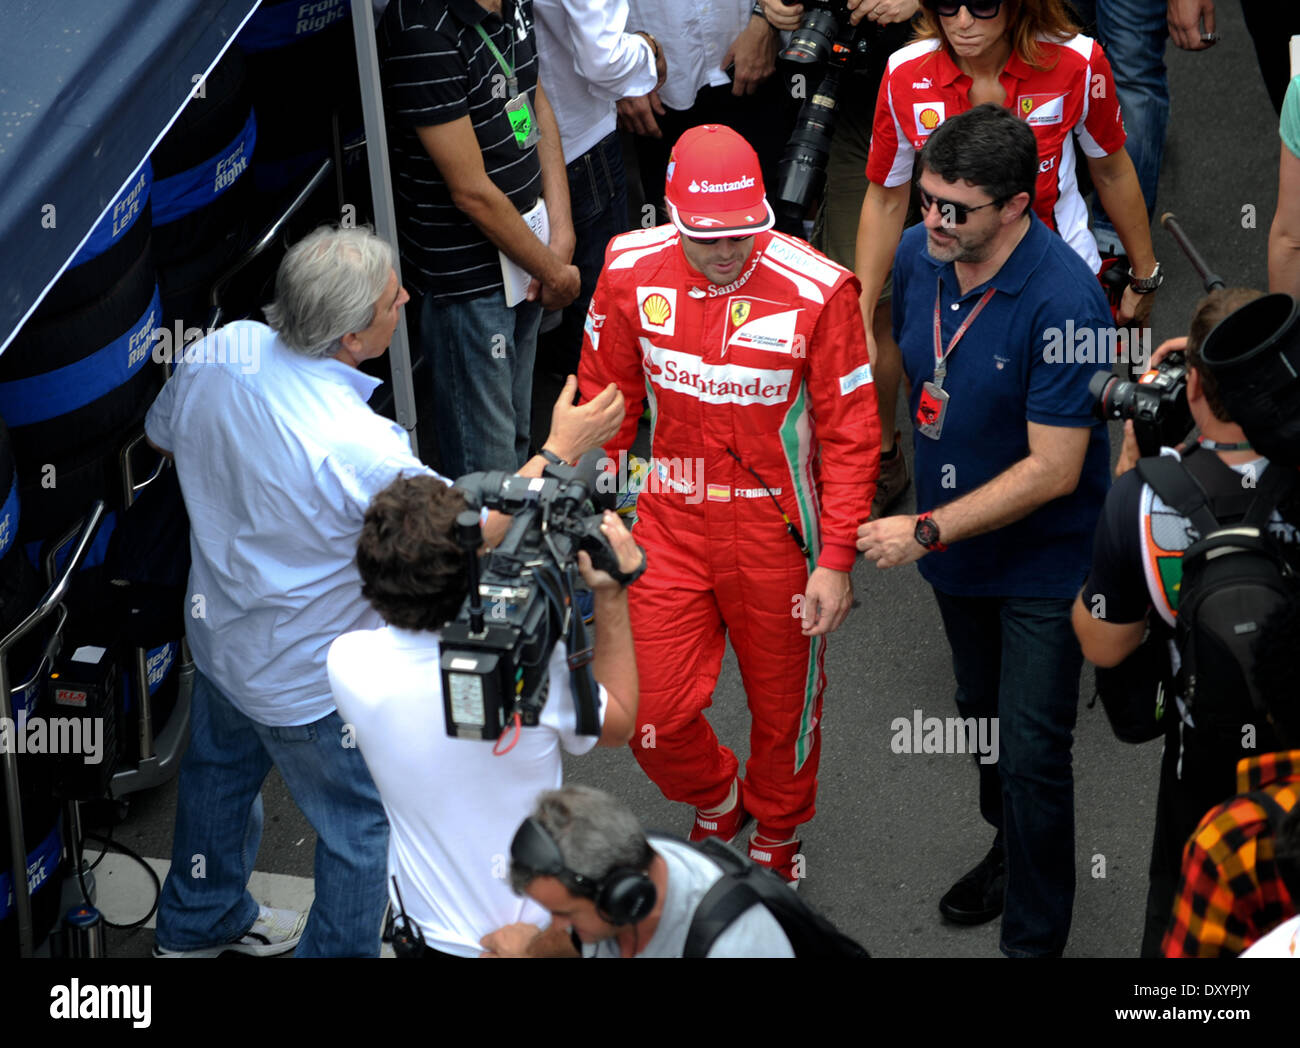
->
[534, 0, 659, 164]
[145, 321, 442, 726]
[625, 0, 751, 112]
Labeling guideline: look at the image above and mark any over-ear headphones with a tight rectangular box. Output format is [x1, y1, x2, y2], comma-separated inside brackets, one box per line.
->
[510, 816, 657, 926]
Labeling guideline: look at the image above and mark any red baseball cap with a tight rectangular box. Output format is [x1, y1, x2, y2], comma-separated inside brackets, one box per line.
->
[664, 125, 774, 238]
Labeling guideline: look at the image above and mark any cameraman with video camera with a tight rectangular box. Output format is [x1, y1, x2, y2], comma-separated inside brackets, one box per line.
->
[1072, 287, 1300, 957]
[327, 473, 643, 959]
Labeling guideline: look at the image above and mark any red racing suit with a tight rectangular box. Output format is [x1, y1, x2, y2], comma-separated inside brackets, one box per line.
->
[578, 225, 880, 833]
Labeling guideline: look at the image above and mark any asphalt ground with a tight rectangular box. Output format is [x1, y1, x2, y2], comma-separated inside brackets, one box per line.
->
[97, 3, 1281, 961]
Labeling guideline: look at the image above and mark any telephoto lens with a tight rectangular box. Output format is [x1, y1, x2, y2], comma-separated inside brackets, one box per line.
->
[781, 5, 841, 65]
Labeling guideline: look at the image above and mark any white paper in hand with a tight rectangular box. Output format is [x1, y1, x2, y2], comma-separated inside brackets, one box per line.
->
[500, 199, 550, 308]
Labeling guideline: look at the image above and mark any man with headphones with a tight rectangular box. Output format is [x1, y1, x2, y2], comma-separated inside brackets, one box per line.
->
[481, 785, 795, 957]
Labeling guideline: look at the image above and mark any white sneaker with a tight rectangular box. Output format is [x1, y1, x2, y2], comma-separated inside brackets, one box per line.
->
[153, 906, 307, 958]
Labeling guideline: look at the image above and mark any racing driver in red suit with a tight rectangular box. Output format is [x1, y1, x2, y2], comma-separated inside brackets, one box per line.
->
[576, 125, 880, 883]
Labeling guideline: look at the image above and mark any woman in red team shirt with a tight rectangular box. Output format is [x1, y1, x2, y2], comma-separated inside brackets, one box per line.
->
[852, 0, 1159, 479]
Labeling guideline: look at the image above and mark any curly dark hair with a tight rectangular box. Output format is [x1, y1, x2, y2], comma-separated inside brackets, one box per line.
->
[356, 474, 470, 631]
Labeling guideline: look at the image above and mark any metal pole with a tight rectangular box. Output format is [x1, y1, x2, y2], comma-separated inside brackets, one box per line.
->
[351, 0, 420, 456]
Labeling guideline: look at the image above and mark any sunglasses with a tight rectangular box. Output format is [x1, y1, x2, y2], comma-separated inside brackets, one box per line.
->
[683, 234, 753, 245]
[925, 1, 1004, 18]
[917, 186, 1003, 224]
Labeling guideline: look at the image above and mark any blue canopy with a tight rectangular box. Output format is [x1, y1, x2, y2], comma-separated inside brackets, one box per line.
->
[0, 0, 263, 355]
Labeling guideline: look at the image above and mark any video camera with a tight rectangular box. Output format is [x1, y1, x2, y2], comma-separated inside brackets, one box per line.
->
[773, 3, 885, 230]
[439, 451, 644, 743]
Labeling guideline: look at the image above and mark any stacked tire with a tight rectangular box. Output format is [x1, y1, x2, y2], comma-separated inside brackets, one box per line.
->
[239, 0, 369, 229]
[0, 168, 179, 782]
[0, 166, 160, 553]
[151, 44, 258, 329]
[0, 417, 63, 958]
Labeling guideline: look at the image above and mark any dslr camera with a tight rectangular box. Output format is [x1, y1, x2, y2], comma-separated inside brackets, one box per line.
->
[440, 451, 644, 743]
[1089, 353, 1193, 458]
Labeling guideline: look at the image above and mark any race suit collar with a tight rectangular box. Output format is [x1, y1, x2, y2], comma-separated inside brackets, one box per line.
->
[682, 231, 768, 299]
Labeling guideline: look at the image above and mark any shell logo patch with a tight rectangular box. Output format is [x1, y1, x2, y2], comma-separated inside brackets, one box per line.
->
[636, 286, 677, 335]
[643, 294, 671, 325]
[913, 101, 945, 135]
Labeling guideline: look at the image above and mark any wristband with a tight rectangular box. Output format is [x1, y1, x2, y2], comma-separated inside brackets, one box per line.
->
[752, 1, 766, 16]
[539, 447, 567, 467]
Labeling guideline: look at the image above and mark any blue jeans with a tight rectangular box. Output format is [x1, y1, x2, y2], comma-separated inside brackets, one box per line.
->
[931, 590, 1083, 958]
[155, 671, 389, 957]
[538, 131, 629, 376]
[1091, 0, 1169, 254]
[423, 287, 543, 478]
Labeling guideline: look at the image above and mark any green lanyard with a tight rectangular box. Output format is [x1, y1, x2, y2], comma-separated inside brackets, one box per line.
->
[474, 21, 517, 97]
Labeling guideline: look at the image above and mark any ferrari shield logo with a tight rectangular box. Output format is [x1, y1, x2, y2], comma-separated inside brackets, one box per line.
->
[1021, 97, 1033, 116]
[730, 300, 751, 327]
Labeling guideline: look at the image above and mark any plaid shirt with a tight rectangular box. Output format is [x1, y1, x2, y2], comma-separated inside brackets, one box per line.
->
[1163, 750, 1300, 958]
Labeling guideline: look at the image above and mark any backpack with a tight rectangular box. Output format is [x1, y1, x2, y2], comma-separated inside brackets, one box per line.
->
[1136, 449, 1299, 739]
[682, 836, 870, 959]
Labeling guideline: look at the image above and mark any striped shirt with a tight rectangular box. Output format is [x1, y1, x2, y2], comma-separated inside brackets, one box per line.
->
[380, 0, 542, 299]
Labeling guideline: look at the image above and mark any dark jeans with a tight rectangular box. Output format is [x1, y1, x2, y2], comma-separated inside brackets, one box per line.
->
[156, 671, 389, 957]
[538, 131, 629, 377]
[932, 589, 1083, 957]
[421, 288, 542, 478]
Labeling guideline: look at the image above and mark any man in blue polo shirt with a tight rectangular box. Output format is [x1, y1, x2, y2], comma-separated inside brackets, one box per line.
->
[856, 104, 1112, 958]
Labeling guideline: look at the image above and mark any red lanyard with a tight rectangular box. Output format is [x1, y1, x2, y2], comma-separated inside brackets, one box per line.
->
[931, 282, 996, 388]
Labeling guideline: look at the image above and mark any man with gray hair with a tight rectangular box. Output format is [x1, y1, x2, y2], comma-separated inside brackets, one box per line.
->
[481, 785, 794, 957]
[146, 225, 623, 957]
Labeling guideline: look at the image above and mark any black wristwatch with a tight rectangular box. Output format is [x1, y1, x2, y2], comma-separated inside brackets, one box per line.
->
[1127, 261, 1164, 294]
[751, 1, 767, 18]
[914, 512, 947, 553]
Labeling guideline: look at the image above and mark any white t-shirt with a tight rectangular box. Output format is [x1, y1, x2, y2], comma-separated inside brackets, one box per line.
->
[584, 837, 795, 958]
[1241, 915, 1300, 958]
[328, 626, 607, 957]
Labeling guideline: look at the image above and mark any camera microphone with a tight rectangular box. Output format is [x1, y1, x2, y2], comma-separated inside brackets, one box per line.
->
[455, 510, 486, 634]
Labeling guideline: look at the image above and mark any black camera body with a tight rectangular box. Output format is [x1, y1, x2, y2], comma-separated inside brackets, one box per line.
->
[1089, 351, 1193, 457]
[782, 1, 877, 69]
[439, 453, 628, 742]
